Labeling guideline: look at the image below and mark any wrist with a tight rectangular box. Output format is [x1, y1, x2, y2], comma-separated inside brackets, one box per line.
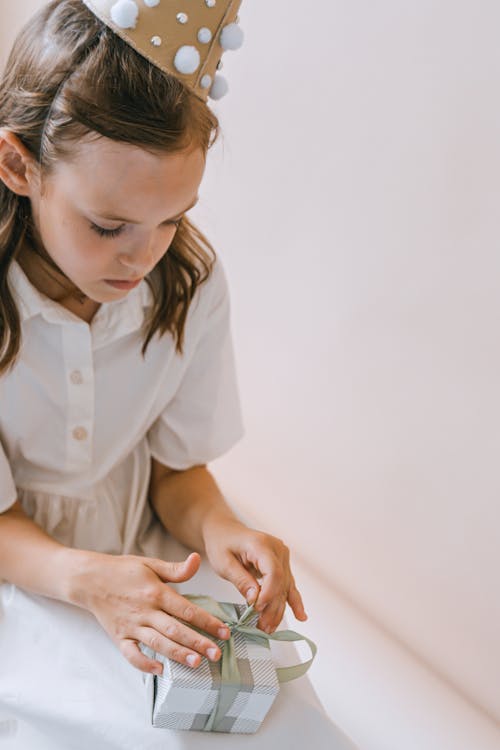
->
[60, 547, 106, 610]
[201, 508, 245, 547]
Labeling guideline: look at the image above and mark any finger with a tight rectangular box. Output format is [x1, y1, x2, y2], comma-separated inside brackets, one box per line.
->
[120, 637, 165, 676]
[248, 550, 285, 615]
[133, 624, 224, 674]
[288, 576, 308, 621]
[215, 551, 262, 606]
[256, 562, 291, 631]
[258, 572, 308, 632]
[158, 590, 231, 642]
[257, 591, 288, 633]
[145, 611, 225, 663]
[145, 552, 201, 583]
[246, 563, 261, 580]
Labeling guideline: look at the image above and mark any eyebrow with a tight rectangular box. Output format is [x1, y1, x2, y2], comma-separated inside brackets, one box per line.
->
[95, 195, 200, 224]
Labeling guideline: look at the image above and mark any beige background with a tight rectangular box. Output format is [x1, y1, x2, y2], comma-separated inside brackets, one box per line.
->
[1, 1, 500, 748]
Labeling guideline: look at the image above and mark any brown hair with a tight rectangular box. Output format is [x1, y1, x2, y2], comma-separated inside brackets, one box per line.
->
[0, 0, 222, 377]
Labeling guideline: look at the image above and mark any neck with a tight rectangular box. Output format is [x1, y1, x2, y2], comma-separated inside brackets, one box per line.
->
[16, 240, 88, 306]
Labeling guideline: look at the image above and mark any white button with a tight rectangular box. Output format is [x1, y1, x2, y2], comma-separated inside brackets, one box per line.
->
[72, 426, 88, 441]
[70, 370, 84, 385]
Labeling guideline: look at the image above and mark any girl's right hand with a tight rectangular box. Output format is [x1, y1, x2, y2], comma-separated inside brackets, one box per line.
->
[69, 549, 231, 676]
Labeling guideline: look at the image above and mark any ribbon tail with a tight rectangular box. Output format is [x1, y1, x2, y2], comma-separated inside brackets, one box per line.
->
[203, 635, 241, 732]
[179, 595, 243, 732]
[236, 625, 318, 683]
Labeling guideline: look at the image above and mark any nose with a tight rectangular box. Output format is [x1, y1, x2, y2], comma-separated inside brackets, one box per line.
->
[118, 238, 156, 276]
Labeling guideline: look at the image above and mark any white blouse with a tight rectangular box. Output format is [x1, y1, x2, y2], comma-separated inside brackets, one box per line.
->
[0, 255, 245, 572]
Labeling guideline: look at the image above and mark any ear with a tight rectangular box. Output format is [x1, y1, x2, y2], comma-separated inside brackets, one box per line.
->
[0, 128, 39, 197]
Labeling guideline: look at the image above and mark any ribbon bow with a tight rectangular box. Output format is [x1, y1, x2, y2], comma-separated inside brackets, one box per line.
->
[181, 594, 317, 732]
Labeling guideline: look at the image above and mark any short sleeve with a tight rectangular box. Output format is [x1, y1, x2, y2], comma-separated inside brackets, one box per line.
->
[146, 257, 245, 470]
[0, 440, 18, 513]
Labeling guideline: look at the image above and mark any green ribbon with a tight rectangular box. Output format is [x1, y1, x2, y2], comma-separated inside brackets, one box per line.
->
[181, 594, 318, 732]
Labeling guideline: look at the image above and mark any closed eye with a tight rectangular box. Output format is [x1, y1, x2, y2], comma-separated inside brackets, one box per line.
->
[89, 218, 182, 239]
[90, 223, 125, 239]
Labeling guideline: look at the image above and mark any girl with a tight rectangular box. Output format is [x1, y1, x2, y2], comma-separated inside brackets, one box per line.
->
[0, 1, 356, 748]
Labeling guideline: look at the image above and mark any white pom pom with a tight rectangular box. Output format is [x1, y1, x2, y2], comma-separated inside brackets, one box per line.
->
[173, 46, 201, 75]
[209, 74, 229, 100]
[198, 27, 212, 44]
[144, 0, 160, 6]
[110, 0, 139, 29]
[219, 23, 244, 51]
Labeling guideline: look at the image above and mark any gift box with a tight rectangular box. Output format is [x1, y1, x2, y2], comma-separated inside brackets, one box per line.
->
[139, 594, 317, 734]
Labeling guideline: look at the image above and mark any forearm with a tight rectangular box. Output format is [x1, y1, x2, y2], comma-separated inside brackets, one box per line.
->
[150, 466, 242, 553]
[0, 503, 92, 605]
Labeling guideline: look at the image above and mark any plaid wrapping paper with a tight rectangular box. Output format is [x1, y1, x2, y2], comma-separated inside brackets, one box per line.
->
[140, 601, 281, 734]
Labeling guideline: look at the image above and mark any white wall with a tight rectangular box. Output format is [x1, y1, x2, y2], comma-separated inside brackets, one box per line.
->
[2, 0, 499, 730]
[205, 0, 500, 726]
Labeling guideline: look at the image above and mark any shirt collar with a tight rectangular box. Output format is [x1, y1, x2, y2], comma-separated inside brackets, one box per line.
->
[7, 258, 154, 329]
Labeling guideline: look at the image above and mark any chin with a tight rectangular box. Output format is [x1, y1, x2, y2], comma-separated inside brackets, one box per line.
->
[84, 280, 120, 298]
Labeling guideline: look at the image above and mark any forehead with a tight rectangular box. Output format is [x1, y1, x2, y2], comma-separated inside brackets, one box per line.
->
[52, 136, 205, 205]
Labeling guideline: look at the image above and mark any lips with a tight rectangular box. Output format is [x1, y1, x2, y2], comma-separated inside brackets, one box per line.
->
[104, 278, 143, 290]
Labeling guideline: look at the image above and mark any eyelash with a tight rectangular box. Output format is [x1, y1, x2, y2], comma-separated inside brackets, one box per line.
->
[89, 218, 183, 239]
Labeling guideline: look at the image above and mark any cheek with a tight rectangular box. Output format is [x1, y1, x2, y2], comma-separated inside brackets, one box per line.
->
[35, 199, 110, 274]
[156, 232, 177, 256]
[47, 215, 109, 272]
[63, 223, 102, 261]
[37, 208, 74, 262]
[39, 206, 79, 251]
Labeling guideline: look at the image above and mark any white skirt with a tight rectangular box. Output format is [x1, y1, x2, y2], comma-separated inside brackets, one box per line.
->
[0, 442, 357, 749]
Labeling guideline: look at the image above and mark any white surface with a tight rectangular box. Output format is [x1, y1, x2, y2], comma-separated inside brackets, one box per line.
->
[0, 533, 356, 750]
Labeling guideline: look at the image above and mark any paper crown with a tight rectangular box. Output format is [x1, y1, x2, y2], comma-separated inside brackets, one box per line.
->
[81, 0, 244, 103]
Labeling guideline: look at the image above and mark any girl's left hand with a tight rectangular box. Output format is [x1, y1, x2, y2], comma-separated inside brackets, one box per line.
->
[202, 515, 308, 634]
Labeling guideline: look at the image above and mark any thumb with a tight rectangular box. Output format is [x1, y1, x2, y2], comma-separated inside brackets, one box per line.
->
[146, 552, 201, 583]
[218, 552, 261, 606]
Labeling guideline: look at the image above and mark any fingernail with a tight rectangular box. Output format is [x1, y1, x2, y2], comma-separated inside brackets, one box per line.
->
[186, 654, 198, 667]
[246, 587, 257, 603]
[207, 648, 219, 661]
[218, 627, 230, 639]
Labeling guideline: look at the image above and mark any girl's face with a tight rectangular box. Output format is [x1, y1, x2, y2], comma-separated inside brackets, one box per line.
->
[21, 135, 206, 302]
